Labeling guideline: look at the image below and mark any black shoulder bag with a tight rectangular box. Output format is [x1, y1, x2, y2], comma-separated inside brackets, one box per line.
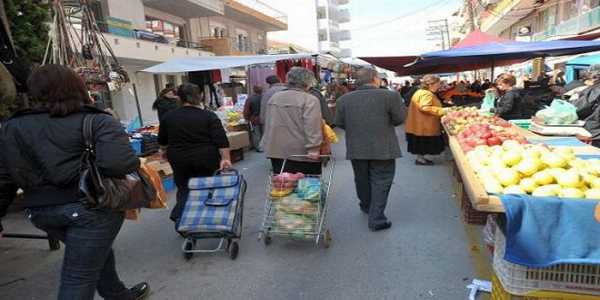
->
[79, 114, 156, 211]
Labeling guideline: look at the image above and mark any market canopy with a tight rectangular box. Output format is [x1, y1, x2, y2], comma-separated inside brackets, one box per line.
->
[405, 40, 600, 75]
[141, 53, 317, 73]
[359, 30, 508, 75]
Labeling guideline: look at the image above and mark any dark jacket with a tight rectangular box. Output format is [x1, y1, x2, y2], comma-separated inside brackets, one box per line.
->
[309, 87, 334, 126]
[158, 106, 229, 169]
[243, 94, 262, 125]
[492, 88, 522, 120]
[153, 96, 180, 122]
[336, 85, 407, 160]
[0, 106, 140, 220]
[572, 83, 600, 141]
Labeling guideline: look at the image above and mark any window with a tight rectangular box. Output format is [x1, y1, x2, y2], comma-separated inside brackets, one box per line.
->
[538, 6, 557, 31]
[561, 1, 578, 22]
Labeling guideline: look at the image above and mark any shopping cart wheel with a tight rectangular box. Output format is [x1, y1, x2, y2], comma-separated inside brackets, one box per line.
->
[263, 235, 272, 246]
[323, 230, 332, 248]
[229, 241, 239, 260]
[49, 238, 61, 251]
[183, 240, 194, 260]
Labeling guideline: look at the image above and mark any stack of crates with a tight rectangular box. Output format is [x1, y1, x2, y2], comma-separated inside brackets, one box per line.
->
[492, 230, 600, 299]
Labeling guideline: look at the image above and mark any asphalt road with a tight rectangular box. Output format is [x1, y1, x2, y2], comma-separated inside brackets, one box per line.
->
[0, 128, 486, 300]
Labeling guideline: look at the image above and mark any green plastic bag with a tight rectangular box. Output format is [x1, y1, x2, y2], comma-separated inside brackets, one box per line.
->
[535, 99, 578, 125]
[480, 89, 496, 112]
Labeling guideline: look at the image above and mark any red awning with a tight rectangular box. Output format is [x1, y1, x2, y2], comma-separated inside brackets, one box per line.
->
[452, 30, 508, 48]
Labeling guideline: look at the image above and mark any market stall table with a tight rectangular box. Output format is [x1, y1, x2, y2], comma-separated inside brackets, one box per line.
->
[445, 122, 600, 214]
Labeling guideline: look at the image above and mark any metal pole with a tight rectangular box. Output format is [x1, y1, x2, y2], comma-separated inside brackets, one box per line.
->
[132, 83, 144, 127]
[491, 59, 495, 81]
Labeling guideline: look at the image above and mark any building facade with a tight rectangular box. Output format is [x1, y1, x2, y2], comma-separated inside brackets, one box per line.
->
[465, 0, 600, 42]
[85, 0, 286, 124]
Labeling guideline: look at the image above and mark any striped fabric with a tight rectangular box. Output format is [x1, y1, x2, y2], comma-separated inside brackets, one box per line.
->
[177, 174, 242, 233]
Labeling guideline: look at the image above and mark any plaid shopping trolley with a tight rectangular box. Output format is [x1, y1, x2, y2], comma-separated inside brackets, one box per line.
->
[177, 169, 246, 260]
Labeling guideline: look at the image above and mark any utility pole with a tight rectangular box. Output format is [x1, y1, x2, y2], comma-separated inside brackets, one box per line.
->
[427, 19, 450, 50]
[466, 0, 476, 32]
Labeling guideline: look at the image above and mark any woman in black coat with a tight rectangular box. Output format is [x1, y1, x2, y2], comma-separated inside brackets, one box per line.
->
[491, 73, 522, 120]
[158, 83, 232, 228]
[0, 65, 149, 300]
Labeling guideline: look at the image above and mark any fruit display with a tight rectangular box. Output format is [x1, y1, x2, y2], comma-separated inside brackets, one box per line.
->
[456, 123, 527, 153]
[442, 107, 511, 135]
[466, 142, 600, 200]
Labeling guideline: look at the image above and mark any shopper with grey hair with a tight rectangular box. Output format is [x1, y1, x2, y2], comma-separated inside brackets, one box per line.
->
[262, 67, 323, 174]
[336, 67, 407, 231]
[572, 64, 600, 147]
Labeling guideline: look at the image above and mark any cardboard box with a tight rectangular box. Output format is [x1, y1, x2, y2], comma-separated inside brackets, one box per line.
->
[227, 131, 250, 150]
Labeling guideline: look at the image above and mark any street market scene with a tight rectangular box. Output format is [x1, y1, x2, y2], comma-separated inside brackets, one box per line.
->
[2, 0, 600, 299]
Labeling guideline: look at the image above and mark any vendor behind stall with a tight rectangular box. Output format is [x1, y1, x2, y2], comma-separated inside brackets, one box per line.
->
[491, 73, 523, 120]
[571, 65, 600, 146]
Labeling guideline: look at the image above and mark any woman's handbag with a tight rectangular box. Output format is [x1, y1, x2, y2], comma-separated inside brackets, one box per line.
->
[79, 114, 156, 211]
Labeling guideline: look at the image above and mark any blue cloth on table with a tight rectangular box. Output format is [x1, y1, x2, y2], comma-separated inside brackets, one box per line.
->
[576, 154, 600, 160]
[500, 194, 600, 268]
[527, 137, 588, 147]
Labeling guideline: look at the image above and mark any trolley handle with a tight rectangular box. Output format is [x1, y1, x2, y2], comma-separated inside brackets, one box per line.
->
[277, 155, 334, 175]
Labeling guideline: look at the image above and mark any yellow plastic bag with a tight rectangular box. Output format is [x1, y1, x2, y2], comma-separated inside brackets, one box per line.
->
[322, 121, 338, 144]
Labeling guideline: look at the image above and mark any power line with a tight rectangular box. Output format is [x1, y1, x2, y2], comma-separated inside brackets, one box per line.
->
[350, 0, 454, 31]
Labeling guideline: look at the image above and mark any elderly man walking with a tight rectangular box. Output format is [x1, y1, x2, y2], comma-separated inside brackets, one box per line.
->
[336, 68, 407, 231]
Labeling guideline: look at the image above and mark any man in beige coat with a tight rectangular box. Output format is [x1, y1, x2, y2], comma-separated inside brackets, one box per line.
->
[262, 67, 323, 175]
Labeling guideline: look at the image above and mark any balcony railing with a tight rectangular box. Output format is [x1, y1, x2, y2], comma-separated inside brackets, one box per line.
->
[336, 0, 350, 5]
[533, 6, 600, 41]
[199, 36, 265, 55]
[229, 0, 288, 24]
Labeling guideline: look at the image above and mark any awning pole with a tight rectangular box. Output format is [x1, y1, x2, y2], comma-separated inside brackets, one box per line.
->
[491, 59, 495, 80]
[132, 83, 144, 127]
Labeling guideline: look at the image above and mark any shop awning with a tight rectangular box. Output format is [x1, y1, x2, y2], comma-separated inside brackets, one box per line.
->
[141, 53, 317, 73]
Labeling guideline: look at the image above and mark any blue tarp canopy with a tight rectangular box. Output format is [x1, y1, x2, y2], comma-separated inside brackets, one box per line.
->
[567, 54, 600, 66]
[405, 40, 600, 75]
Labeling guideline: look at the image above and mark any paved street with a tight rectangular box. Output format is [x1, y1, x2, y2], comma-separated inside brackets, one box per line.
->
[0, 129, 488, 300]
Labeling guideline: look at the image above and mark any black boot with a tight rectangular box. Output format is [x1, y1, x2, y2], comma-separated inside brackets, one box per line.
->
[130, 282, 150, 300]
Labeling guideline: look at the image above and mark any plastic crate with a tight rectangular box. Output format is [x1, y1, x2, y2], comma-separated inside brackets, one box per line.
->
[493, 230, 600, 297]
[492, 273, 600, 300]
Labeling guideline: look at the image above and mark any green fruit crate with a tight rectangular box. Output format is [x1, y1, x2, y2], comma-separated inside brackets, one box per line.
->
[510, 119, 532, 130]
[493, 230, 600, 298]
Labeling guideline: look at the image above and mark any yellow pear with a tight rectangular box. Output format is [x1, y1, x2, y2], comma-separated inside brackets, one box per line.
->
[556, 170, 582, 188]
[541, 152, 567, 168]
[559, 188, 585, 199]
[496, 168, 521, 187]
[532, 185, 558, 197]
[519, 178, 538, 193]
[502, 150, 522, 167]
[532, 170, 554, 185]
[503, 185, 526, 195]
[585, 188, 600, 200]
[515, 159, 540, 177]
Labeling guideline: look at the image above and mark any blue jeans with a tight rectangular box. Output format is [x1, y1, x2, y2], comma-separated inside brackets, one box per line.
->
[27, 202, 133, 300]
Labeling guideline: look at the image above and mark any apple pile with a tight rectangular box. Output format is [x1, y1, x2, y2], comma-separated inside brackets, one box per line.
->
[457, 123, 527, 153]
[467, 141, 600, 200]
[443, 108, 512, 135]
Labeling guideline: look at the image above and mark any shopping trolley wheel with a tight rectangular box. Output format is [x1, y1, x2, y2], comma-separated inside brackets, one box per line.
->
[323, 230, 332, 248]
[183, 240, 194, 260]
[263, 235, 272, 246]
[229, 241, 239, 260]
[49, 238, 61, 251]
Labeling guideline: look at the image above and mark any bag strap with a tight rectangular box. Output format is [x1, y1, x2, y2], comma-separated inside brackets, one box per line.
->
[82, 114, 96, 153]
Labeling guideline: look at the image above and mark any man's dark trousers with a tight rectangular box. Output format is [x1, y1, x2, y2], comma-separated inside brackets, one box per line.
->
[351, 159, 396, 228]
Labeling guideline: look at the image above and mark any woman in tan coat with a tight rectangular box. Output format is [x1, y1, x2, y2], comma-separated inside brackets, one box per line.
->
[405, 74, 446, 165]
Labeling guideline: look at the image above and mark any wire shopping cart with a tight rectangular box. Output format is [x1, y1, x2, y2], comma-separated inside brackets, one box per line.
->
[260, 155, 335, 248]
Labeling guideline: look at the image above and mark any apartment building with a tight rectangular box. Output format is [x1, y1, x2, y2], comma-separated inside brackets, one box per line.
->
[83, 0, 286, 124]
[469, 0, 600, 41]
[317, 0, 352, 58]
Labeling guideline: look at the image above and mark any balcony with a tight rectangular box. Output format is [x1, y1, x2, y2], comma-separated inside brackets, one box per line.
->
[331, 29, 351, 42]
[142, 0, 224, 18]
[336, 8, 351, 23]
[479, 0, 537, 35]
[199, 37, 264, 56]
[337, 0, 350, 5]
[224, 0, 288, 31]
[533, 6, 600, 41]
